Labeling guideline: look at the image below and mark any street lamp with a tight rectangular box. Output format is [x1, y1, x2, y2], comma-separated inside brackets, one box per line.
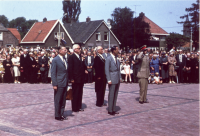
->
[107, 19, 112, 49]
[58, 13, 67, 47]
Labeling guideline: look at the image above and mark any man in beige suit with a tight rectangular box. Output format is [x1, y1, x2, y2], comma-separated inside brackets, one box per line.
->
[137, 45, 150, 104]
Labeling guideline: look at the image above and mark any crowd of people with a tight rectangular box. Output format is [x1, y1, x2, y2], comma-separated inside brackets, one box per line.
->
[0, 46, 199, 84]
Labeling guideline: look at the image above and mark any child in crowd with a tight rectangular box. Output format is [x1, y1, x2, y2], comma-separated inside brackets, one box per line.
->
[154, 72, 163, 85]
[121, 60, 132, 83]
[148, 73, 155, 84]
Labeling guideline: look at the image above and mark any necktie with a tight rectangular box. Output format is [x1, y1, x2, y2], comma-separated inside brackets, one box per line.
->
[63, 56, 67, 62]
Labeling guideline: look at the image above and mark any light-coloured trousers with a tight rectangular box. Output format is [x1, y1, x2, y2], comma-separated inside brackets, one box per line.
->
[108, 83, 120, 112]
[138, 78, 148, 102]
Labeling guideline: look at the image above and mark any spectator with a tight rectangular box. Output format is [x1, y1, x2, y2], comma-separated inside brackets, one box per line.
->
[11, 53, 20, 83]
[168, 52, 177, 83]
[3, 55, 13, 83]
[159, 52, 169, 83]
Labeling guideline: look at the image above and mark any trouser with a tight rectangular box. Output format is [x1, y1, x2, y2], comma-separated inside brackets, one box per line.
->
[41, 70, 48, 83]
[87, 72, 93, 83]
[108, 83, 120, 113]
[138, 78, 148, 102]
[132, 67, 138, 83]
[71, 83, 84, 111]
[54, 87, 67, 118]
[95, 79, 106, 106]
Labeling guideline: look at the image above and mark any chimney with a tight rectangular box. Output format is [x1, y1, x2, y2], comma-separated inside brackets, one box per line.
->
[86, 16, 91, 23]
[43, 17, 47, 23]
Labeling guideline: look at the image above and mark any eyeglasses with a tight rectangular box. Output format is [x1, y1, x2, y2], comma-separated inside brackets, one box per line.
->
[76, 48, 81, 50]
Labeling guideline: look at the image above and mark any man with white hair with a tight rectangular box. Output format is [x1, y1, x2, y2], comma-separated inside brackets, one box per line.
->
[38, 51, 49, 83]
[27, 52, 37, 83]
[175, 49, 186, 83]
[68, 44, 86, 112]
[20, 49, 29, 83]
[93, 46, 107, 107]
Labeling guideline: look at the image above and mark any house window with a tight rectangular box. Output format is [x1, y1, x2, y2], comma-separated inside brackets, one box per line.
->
[61, 32, 64, 39]
[0, 32, 3, 40]
[6, 44, 13, 47]
[96, 32, 101, 41]
[104, 32, 108, 41]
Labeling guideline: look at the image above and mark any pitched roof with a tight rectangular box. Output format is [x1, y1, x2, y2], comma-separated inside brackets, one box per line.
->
[143, 16, 169, 35]
[0, 23, 8, 32]
[21, 20, 57, 42]
[64, 20, 103, 43]
[7, 28, 21, 43]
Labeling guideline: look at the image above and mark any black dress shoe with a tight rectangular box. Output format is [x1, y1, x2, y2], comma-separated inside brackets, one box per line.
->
[113, 111, 119, 114]
[79, 109, 84, 111]
[139, 101, 144, 104]
[55, 117, 63, 121]
[108, 112, 115, 116]
[96, 105, 102, 107]
[72, 110, 79, 112]
[61, 116, 68, 120]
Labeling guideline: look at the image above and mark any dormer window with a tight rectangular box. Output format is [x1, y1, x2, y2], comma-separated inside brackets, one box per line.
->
[96, 32, 101, 41]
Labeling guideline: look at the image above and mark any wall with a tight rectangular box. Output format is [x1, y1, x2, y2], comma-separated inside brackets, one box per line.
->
[0, 31, 19, 47]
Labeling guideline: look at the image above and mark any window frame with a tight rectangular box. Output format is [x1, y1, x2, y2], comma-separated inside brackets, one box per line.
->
[104, 32, 108, 41]
[0, 32, 3, 41]
[96, 32, 101, 41]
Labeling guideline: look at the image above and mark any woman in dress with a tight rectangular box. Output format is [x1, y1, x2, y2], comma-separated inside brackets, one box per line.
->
[3, 55, 14, 83]
[11, 54, 20, 83]
[159, 52, 169, 83]
[168, 52, 177, 83]
[121, 60, 132, 83]
[151, 54, 160, 76]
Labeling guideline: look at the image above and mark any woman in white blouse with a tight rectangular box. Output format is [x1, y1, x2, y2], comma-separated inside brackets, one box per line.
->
[12, 53, 20, 83]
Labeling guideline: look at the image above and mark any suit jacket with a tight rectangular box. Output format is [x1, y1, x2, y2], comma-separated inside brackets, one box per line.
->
[20, 54, 29, 68]
[38, 56, 48, 70]
[137, 52, 150, 78]
[94, 54, 106, 81]
[105, 55, 121, 84]
[68, 53, 85, 83]
[102, 53, 111, 60]
[51, 55, 68, 87]
[129, 55, 139, 69]
[176, 54, 186, 67]
[27, 56, 37, 69]
[85, 56, 94, 67]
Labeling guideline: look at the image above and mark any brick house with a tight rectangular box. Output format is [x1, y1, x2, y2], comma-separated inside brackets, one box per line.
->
[64, 17, 121, 49]
[20, 18, 74, 48]
[0, 24, 21, 47]
[142, 13, 169, 50]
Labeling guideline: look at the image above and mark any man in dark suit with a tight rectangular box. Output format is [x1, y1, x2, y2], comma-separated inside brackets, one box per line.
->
[85, 51, 94, 83]
[102, 48, 111, 60]
[20, 49, 29, 83]
[68, 44, 86, 112]
[51, 46, 68, 121]
[130, 51, 139, 83]
[105, 46, 122, 115]
[27, 52, 38, 84]
[38, 52, 49, 83]
[176, 49, 186, 83]
[94, 46, 107, 107]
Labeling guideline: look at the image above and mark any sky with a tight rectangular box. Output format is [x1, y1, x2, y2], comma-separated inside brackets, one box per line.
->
[0, 0, 195, 35]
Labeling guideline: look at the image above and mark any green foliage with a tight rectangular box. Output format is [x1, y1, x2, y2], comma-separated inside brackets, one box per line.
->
[178, 0, 199, 50]
[165, 32, 190, 50]
[0, 15, 9, 27]
[110, 7, 151, 50]
[62, 0, 81, 24]
[8, 17, 38, 39]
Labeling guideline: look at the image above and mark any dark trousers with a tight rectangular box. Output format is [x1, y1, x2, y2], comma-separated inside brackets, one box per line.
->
[20, 68, 29, 83]
[41, 70, 48, 83]
[132, 67, 138, 83]
[54, 87, 67, 118]
[71, 83, 84, 111]
[95, 79, 106, 106]
[177, 65, 184, 83]
[87, 72, 93, 83]
[29, 69, 37, 83]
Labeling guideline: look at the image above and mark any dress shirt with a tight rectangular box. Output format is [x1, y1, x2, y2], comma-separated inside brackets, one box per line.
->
[88, 56, 91, 64]
[179, 54, 182, 63]
[24, 54, 26, 58]
[58, 54, 67, 69]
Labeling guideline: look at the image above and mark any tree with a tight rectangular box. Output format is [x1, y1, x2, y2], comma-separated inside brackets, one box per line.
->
[62, 0, 81, 24]
[9, 17, 38, 39]
[178, 0, 199, 50]
[0, 15, 9, 28]
[165, 32, 190, 50]
[110, 7, 151, 50]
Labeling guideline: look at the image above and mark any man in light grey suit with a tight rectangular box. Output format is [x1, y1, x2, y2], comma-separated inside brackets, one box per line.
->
[51, 46, 68, 121]
[105, 46, 121, 116]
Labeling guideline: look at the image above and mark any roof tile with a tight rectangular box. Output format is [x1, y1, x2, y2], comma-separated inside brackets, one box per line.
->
[7, 28, 21, 43]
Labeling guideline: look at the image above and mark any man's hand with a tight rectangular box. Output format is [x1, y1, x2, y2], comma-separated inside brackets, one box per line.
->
[42, 64, 44, 67]
[85, 70, 88, 74]
[87, 66, 90, 69]
[32, 65, 35, 67]
[151, 67, 154, 71]
[132, 61, 135, 64]
[53, 86, 57, 90]
[196, 66, 198, 69]
[90, 66, 92, 68]
[21, 67, 23, 69]
[98, 77, 101, 80]
[108, 81, 112, 84]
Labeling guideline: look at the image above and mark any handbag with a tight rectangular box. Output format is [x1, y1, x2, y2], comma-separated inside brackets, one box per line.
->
[40, 67, 45, 72]
[174, 66, 179, 71]
[87, 68, 92, 72]
[66, 85, 73, 100]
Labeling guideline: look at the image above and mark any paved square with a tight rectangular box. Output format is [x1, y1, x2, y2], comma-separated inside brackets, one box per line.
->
[0, 83, 199, 136]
